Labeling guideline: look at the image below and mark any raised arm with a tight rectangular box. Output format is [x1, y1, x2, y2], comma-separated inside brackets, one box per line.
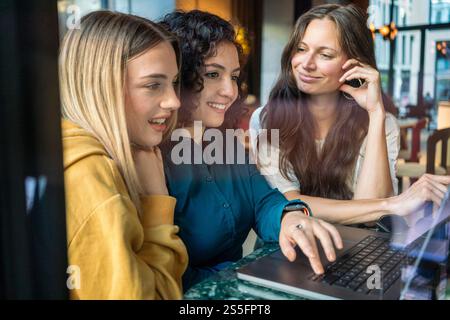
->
[352, 111, 397, 199]
[339, 59, 399, 199]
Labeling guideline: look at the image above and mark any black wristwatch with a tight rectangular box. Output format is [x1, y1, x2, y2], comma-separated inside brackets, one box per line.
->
[281, 201, 312, 220]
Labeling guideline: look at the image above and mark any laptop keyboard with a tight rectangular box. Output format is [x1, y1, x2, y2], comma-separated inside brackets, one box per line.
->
[311, 235, 413, 295]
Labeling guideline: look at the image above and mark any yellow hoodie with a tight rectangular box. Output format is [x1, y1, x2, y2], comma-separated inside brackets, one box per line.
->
[62, 119, 188, 299]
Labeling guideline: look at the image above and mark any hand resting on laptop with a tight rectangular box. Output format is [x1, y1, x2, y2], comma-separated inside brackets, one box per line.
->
[280, 211, 343, 274]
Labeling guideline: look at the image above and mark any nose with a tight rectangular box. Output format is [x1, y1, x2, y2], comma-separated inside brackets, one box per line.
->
[160, 86, 181, 111]
[301, 52, 316, 71]
[218, 77, 237, 100]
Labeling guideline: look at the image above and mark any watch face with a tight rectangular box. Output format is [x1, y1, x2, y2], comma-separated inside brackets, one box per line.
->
[285, 204, 303, 211]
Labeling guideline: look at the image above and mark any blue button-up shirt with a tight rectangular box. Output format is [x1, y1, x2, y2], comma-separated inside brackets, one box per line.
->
[162, 137, 300, 290]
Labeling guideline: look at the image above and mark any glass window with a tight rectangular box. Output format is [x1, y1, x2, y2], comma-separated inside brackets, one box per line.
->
[57, 0, 102, 39]
[368, 0, 392, 26]
[370, 0, 450, 27]
[370, 0, 450, 125]
[431, 0, 450, 24]
[112, 0, 176, 21]
[394, 0, 430, 27]
[393, 31, 422, 112]
[57, 0, 176, 38]
[402, 34, 406, 64]
[374, 33, 391, 92]
[435, 40, 450, 101]
[425, 30, 450, 102]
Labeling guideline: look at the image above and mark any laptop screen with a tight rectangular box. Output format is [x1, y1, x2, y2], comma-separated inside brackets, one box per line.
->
[391, 186, 450, 251]
[392, 186, 450, 300]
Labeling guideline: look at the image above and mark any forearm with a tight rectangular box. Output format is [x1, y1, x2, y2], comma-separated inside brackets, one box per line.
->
[354, 109, 393, 199]
[284, 190, 392, 225]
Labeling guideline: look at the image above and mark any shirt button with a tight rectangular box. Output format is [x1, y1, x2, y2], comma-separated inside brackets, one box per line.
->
[206, 176, 213, 182]
[223, 203, 230, 209]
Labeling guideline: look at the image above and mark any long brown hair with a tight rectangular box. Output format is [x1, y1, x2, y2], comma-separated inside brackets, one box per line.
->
[261, 4, 395, 200]
[60, 11, 180, 212]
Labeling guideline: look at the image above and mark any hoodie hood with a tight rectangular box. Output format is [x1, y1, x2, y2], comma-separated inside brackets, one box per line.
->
[62, 119, 109, 170]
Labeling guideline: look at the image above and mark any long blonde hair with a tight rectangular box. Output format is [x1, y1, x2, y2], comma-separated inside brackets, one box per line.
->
[59, 11, 180, 212]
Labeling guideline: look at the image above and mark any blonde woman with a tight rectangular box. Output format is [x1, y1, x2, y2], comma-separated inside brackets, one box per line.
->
[59, 11, 187, 299]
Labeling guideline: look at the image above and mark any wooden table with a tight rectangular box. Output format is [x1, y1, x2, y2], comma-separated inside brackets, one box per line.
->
[398, 118, 420, 129]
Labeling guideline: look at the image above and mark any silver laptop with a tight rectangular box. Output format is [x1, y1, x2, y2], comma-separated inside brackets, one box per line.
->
[237, 188, 450, 300]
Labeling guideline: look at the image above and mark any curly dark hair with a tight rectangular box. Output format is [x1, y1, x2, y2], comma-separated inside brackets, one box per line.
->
[159, 10, 248, 129]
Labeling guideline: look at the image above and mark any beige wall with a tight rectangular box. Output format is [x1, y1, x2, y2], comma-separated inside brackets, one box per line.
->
[176, 0, 232, 21]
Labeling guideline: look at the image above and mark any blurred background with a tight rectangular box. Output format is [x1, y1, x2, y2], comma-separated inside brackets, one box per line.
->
[56, 0, 450, 124]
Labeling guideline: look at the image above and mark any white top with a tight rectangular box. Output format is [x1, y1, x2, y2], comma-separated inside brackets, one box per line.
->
[249, 106, 400, 196]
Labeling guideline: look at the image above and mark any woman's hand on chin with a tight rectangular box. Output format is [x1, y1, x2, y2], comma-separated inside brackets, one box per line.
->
[133, 145, 169, 196]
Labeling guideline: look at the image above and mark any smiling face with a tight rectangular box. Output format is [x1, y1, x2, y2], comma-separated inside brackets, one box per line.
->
[291, 18, 348, 96]
[125, 41, 180, 148]
[191, 41, 240, 128]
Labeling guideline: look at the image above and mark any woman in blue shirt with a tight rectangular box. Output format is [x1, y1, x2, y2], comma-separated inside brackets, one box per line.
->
[159, 10, 343, 291]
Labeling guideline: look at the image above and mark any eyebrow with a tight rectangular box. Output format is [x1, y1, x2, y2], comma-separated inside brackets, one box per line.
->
[140, 73, 168, 80]
[299, 42, 338, 52]
[204, 63, 241, 73]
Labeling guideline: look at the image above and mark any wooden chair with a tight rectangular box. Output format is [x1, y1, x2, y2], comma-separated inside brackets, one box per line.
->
[398, 118, 428, 162]
[397, 127, 449, 192]
[425, 127, 450, 174]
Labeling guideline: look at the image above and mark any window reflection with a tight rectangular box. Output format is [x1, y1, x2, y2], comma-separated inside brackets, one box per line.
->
[370, 0, 450, 129]
[57, 0, 176, 39]
[431, 0, 450, 24]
